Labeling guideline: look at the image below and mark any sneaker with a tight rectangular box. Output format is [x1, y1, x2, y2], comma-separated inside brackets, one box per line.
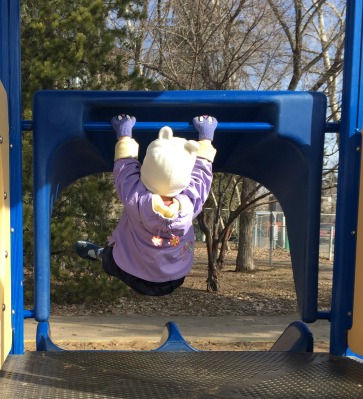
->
[74, 241, 103, 261]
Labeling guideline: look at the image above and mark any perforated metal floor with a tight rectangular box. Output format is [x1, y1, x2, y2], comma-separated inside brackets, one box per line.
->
[1, 351, 363, 398]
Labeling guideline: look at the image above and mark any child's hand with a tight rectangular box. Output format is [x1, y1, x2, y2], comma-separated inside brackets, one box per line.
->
[193, 115, 218, 141]
[111, 114, 136, 139]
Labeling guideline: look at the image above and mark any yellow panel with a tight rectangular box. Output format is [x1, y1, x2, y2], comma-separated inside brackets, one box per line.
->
[0, 81, 12, 368]
[348, 130, 363, 356]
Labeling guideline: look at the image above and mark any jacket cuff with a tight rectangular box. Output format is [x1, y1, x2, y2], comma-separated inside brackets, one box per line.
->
[114, 137, 139, 160]
[197, 141, 217, 162]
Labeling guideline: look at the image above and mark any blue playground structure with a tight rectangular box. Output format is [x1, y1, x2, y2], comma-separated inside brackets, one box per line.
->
[1, 0, 363, 397]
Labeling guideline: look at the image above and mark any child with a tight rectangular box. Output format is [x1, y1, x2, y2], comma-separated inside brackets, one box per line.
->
[75, 114, 217, 296]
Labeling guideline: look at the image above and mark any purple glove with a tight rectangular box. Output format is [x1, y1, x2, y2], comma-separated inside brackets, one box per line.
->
[111, 114, 136, 139]
[193, 115, 218, 141]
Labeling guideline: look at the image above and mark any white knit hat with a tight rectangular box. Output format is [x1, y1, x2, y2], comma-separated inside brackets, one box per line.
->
[140, 126, 200, 197]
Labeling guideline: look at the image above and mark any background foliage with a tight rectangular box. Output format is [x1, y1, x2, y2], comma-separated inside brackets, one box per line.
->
[21, 0, 345, 303]
[21, 0, 151, 305]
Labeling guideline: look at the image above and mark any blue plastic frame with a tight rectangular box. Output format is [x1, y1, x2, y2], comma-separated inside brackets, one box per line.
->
[1, 0, 363, 357]
[31, 90, 326, 331]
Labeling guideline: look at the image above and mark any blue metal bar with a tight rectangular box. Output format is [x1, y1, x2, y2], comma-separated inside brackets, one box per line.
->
[23, 119, 341, 134]
[23, 309, 34, 319]
[83, 121, 274, 132]
[316, 311, 331, 321]
[330, 0, 363, 356]
[21, 120, 33, 131]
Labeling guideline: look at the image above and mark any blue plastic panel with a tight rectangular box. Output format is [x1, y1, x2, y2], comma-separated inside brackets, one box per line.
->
[32, 90, 326, 323]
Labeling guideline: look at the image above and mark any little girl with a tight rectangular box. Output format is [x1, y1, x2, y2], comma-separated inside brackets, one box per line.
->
[75, 114, 217, 295]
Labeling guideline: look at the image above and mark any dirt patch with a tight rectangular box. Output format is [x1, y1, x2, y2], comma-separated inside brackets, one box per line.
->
[24, 339, 330, 352]
[52, 247, 332, 318]
[41, 247, 332, 352]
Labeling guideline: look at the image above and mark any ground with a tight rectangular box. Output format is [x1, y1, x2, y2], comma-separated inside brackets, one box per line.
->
[26, 246, 333, 352]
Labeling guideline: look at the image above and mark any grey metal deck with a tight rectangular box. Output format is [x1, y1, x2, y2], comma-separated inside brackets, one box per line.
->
[1, 351, 363, 398]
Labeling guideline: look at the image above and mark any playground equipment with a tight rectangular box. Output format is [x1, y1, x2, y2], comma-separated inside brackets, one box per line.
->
[1, 0, 363, 397]
[31, 89, 326, 329]
[0, 82, 11, 367]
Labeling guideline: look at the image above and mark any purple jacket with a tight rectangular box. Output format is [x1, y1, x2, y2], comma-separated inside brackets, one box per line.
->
[108, 157, 213, 282]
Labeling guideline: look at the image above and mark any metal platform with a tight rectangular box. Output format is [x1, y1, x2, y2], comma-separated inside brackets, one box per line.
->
[1, 351, 363, 398]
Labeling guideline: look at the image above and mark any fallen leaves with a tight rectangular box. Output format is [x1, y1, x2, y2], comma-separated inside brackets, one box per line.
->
[51, 246, 333, 319]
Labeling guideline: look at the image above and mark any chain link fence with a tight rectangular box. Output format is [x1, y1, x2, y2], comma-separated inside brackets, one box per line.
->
[195, 211, 335, 264]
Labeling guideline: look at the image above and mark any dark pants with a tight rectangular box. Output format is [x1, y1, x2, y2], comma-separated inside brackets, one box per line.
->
[101, 246, 185, 296]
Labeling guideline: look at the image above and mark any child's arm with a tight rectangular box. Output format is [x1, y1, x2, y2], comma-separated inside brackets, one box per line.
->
[182, 116, 217, 215]
[111, 114, 141, 203]
[193, 115, 217, 164]
[112, 114, 139, 160]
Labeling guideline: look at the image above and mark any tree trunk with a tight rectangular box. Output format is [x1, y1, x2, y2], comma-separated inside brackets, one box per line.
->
[207, 240, 220, 292]
[197, 211, 220, 291]
[236, 207, 255, 272]
[217, 224, 233, 270]
[236, 178, 255, 272]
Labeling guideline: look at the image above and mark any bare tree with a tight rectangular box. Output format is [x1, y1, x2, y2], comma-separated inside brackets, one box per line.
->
[137, 0, 278, 89]
[266, 0, 344, 217]
[198, 175, 271, 289]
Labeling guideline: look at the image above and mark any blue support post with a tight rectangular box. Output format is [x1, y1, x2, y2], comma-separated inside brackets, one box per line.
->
[9, 0, 24, 356]
[0, 0, 24, 354]
[330, 0, 363, 355]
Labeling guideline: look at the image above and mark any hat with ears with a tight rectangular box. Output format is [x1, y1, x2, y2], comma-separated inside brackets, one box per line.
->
[140, 126, 200, 197]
